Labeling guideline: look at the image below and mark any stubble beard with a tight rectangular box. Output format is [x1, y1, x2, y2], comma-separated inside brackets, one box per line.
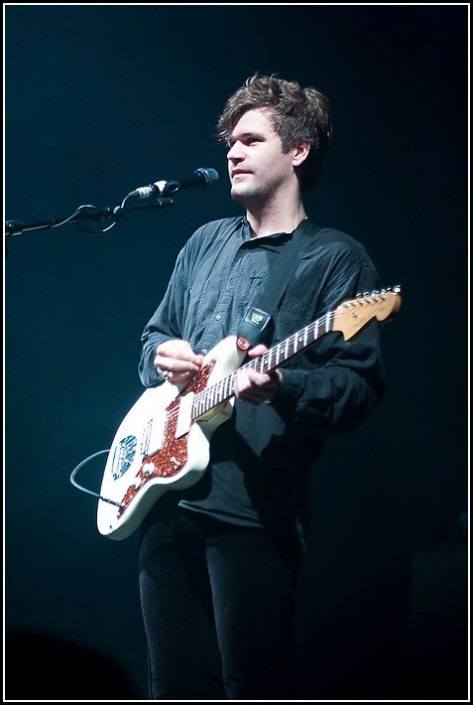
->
[230, 180, 267, 208]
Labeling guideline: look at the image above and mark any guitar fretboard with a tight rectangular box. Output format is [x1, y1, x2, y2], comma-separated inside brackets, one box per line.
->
[191, 311, 334, 419]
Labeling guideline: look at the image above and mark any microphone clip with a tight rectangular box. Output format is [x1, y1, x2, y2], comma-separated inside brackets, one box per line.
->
[129, 181, 180, 199]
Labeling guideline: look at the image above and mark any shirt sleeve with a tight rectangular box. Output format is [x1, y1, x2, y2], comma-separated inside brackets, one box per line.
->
[138, 248, 188, 388]
[273, 256, 388, 439]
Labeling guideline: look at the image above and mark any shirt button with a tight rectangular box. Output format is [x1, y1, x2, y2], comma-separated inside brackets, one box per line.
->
[201, 349, 208, 355]
[215, 314, 222, 321]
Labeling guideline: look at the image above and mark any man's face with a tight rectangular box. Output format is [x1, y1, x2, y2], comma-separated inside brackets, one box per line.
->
[226, 108, 296, 205]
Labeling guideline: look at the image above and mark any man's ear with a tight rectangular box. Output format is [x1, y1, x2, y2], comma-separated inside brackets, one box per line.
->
[292, 140, 311, 167]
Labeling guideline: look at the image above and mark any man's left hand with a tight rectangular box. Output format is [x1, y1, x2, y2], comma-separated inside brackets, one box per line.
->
[234, 344, 282, 405]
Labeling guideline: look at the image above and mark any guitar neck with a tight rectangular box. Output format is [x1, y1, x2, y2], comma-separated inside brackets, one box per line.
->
[192, 311, 333, 419]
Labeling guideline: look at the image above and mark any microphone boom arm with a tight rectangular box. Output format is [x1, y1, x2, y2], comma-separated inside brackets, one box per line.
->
[4, 196, 175, 237]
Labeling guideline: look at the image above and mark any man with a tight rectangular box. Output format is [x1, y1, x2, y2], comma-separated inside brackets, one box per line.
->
[137, 74, 386, 699]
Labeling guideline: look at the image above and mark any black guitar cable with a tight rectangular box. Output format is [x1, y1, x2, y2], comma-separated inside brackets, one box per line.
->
[69, 449, 124, 508]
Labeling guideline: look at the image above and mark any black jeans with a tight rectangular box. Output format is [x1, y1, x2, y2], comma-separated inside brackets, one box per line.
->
[139, 506, 303, 700]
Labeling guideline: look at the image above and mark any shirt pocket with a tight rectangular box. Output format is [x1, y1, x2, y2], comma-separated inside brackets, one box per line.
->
[236, 273, 267, 315]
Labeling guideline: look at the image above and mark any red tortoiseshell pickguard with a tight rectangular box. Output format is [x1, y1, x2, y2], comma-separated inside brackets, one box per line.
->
[118, 360, 216, 515]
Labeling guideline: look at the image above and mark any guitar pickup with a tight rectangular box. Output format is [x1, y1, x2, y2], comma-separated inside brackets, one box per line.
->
[175, 392, 194, 438]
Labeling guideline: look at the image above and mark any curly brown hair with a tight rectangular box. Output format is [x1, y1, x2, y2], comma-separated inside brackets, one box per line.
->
[216, 73, 332, 191]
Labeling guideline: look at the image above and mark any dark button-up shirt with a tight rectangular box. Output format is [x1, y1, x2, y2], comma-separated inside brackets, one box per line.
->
[139, 216, 386, 532]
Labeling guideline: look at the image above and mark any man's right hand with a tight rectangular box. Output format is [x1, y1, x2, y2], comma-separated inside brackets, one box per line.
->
[154, 339, 203, 386]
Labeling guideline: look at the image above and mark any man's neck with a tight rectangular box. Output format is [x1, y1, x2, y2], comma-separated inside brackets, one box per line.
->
[246, 201, 307, 239]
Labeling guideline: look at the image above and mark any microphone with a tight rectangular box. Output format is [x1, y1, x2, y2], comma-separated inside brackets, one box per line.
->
[129, 167, 219, 199]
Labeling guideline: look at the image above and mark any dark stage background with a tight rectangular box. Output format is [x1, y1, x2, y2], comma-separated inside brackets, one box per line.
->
[4, 5, 468, 701]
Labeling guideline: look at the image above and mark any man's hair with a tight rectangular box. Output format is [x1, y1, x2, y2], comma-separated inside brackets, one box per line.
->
[216, 73, 333, 191]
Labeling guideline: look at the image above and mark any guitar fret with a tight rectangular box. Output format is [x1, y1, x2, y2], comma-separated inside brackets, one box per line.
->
[196, 394, 203, 416]
[229, 372, 236, 397]
[306, 323, 313, 344]
[262, 353, 270, 374]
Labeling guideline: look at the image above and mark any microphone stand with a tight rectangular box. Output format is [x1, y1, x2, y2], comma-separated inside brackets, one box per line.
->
[4, 194, 175, 238]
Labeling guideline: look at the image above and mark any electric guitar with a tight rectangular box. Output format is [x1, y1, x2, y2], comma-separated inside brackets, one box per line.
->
[97, 286, 401, 540]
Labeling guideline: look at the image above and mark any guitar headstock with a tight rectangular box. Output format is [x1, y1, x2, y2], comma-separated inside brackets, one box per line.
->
[332, 285, 402, 340]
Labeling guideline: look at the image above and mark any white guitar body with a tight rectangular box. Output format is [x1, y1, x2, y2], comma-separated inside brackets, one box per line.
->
[97, 336, 245, 540]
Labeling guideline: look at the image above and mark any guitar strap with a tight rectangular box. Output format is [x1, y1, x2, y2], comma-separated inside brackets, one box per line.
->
[236, 218, 320, 350]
